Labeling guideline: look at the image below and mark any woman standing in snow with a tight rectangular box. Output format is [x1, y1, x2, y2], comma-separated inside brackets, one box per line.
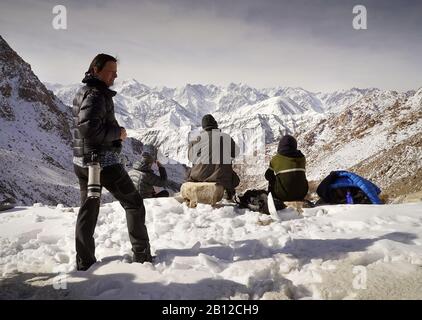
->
[72, 54, 152, 270]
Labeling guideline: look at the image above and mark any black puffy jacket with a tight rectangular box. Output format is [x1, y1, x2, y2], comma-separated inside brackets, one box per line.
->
[72, 75, 122, 157]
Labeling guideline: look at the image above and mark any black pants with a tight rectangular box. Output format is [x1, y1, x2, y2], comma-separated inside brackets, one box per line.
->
[266, 174, 276, 195]
[152, 190, 170, 198]
[74, 164, 150, 270]
[266, 174, 286, 210]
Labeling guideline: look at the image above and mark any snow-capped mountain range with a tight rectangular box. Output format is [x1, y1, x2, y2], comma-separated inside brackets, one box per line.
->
[1, 34, 420, 205]
[44, 79, 359, 165]
[46, 77, 421, 198]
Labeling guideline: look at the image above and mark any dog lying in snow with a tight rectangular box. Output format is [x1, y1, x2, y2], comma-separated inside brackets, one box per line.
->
[180, 182, 224, 208]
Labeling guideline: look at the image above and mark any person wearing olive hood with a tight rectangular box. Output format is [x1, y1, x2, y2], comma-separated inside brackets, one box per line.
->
[265, 135, 309, 203]
[187, 114, 240, 200]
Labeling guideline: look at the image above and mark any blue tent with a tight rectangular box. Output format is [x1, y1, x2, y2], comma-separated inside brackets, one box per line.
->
[317, 171, 382, 204]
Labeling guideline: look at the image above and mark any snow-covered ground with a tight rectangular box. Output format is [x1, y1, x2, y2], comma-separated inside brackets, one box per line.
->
[1, 199, 422, 300]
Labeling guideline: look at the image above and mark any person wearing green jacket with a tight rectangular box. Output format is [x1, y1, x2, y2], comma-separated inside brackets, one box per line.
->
[265, 135, 309, 204]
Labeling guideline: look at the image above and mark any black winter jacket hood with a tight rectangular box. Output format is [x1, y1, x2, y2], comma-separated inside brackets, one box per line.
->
[277, 135, 305, 158]
[82, 74, 117, 97]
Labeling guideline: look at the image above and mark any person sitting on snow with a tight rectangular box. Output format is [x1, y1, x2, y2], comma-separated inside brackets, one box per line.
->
[129, 146, 181, 198]
[264, 134, 309, 207]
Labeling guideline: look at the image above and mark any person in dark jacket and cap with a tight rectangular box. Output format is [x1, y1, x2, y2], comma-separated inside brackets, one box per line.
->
[265, 134, 309, 205]
[187, 114, 240, 200]
[129, 145, 181, 198]
[72, 54, 152, 270]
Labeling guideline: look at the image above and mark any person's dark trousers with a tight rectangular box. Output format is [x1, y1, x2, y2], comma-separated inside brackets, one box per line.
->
[266, 174, 286, 210]
[266, 173, 276, 195]
[153, 190, 170, 198]
[74, 164, 150, 271]
[224, 170, 240, 200]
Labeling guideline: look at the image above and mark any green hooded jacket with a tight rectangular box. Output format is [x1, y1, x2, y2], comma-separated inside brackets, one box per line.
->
[266, 154, 308, 201]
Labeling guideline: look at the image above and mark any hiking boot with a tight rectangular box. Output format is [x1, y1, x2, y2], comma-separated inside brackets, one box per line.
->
[302, 200, 316, 208]
[76, 258, 96, 271]
[133, 248, 153, 264]
[133, 253, 153, 263]
[77, 264, 94, 271]
[224, 189, 235, 202]
[273, 198, 286, 210]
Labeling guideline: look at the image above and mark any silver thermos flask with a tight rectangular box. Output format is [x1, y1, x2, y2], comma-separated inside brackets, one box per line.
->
[87, 153, 102, 199]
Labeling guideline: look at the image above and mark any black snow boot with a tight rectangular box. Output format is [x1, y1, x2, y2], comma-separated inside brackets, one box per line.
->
[224, 189, 236, 202]
[133, 248, 153, 264]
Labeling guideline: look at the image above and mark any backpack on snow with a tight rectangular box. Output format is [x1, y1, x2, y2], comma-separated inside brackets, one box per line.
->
[234, 189, 285, 214]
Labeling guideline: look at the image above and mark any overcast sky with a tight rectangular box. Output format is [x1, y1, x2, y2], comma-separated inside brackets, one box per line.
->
[1, 0, 421, 92]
